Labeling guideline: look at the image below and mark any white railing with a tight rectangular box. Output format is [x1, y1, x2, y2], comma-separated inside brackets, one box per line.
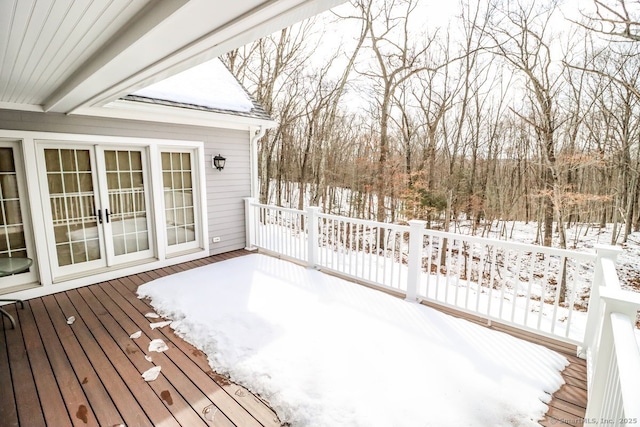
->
[245, 199, 640, 425]
[583, 247, 640, 426]
[245, 199, 308, 263]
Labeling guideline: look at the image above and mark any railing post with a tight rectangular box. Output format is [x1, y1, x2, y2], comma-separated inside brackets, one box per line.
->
[580, 245, 622, 360]
[406, 220, 426, 302]
[583, 287, 640, 422]
[306, 206, 320, 268]
[244, 197, 257, 251]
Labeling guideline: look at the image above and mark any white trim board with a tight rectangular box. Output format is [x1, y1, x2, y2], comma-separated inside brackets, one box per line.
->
[0, 249, 210, 302]
[73, 101, 278, 131]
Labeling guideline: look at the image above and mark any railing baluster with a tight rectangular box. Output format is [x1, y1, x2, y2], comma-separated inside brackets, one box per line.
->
[523, 251, 537, 329]
[425, 234, 434, 299]
[550, 256, 566, 335]
[434, 237, 442, 302]
[463, 242, 472, 310]
[374, 227, 380, 284]
[355, 222, 361, 277]
[454, 238, 463, 306]
[388, 230, 395, 288]
[510, 249, 523, 324]
[443, 237, 452, 304]
[486, 244, 498, 318]
[537, 254, 552, 332]
[475, 243, 487, 314]
[565, 260, 580, 338]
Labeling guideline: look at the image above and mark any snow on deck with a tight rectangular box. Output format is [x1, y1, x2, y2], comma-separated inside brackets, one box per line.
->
[138, 254, 568, 427]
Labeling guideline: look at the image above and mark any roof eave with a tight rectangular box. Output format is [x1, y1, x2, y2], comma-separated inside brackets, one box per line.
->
[72, 100, 278, 131]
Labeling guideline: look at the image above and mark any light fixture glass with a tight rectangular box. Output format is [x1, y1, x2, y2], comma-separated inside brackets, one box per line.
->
[212, 154, 226, 171]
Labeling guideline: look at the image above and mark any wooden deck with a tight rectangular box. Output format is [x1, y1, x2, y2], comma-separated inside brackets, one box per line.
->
[0, 250, 280, 427]
[1, 249, 587, 426]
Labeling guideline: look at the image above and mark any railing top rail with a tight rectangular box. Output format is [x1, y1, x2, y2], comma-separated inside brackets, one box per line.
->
[600, 257, 622, 290]
[250, 201, 307, 217]
[316, 212, 411, 233]
[417, 227, 598, 262]
[248, 200, 598, 262]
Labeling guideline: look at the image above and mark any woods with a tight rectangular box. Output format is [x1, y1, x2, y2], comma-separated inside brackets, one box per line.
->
[222, 0, 640, 247]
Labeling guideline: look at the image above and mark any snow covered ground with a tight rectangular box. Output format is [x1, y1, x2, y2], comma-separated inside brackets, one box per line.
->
[138, 254, 568, 427]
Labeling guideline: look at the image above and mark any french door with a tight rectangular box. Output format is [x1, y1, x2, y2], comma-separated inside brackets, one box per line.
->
[39, 143, 154, 277]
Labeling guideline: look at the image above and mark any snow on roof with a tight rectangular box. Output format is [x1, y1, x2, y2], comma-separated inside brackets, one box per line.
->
[131, 58, 254, 113]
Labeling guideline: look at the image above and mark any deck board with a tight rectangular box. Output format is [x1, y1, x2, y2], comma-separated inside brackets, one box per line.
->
[1, 249, 588, 426]
[28, 298, 100, 427]
[109, 276, 267, 427]
[5, 304, 47, 427]
[114, 274, 280, 427]
[17, 301, 72, 427]
[65, 288, 186, 427]
[96, 279, 238, 427]
[41, 294, 126, 426]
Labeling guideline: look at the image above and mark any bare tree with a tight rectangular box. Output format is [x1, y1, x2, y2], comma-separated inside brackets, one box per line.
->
[354, 0, 440, 223]
[484, 0, 567, 248]
[577, 0, 640, 42]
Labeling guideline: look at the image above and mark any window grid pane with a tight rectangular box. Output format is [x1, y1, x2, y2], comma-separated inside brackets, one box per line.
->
[0, 147, 28, 268]
[106, 150, 149, 256]
[45, 148, 99, 266]
[162, 152, 195, 246]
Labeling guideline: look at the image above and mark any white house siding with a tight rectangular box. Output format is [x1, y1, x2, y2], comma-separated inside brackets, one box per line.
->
[203, 129, 251, 255]
[0, 109, 251, 258]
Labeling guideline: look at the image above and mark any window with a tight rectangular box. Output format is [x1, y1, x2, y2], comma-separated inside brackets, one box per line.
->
[0, 147, 28, 261]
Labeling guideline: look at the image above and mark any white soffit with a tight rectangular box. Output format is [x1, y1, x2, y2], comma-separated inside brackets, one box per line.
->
[0, 0, 346, 115]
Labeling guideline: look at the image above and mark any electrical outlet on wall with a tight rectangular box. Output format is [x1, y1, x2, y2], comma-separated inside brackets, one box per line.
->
[212, 237, 221, 243]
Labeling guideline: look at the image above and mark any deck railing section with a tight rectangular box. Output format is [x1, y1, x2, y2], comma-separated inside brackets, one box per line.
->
[583, 247, 640, 425]
[245, 199, 308, 264]
[315, 212, 411, 294]
[410, 220, 598, 344]
[245, 199, 640, 426]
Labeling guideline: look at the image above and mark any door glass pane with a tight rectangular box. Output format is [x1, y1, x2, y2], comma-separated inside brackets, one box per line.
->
[0, 147, 29, 267]
[105, 150, 149, 256]
[162, 152, 196, 246]
[44, 148, 100, 267]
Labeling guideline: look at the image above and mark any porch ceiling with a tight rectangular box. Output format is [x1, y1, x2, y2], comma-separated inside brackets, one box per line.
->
[0, 0, 345, 115]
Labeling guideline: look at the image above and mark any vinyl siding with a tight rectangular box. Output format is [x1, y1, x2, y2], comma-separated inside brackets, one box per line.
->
[0, 109, 251, 257]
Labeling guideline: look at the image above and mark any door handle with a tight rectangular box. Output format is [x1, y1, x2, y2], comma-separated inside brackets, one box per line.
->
[97, 209, 103, 224]
[105, 208, 110, 223]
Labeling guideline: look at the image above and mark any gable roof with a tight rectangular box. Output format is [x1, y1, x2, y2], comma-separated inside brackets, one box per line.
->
[0, 0, 346, 115]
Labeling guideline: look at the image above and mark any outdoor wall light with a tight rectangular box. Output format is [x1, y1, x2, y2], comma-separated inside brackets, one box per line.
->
[212, 154, 226, 171]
